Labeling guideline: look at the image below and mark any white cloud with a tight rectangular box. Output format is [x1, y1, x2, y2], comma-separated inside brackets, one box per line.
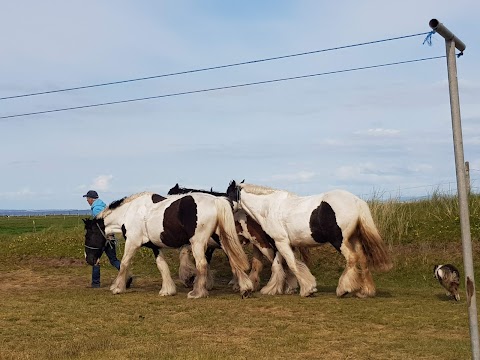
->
[355, 128, 401, 137]
[91, 175, 114, 191]
[266, 171, 316, 183]
[0, 188, 34, 199]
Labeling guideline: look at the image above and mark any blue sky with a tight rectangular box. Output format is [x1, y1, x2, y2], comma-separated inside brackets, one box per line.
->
[1, 1, 479, 209]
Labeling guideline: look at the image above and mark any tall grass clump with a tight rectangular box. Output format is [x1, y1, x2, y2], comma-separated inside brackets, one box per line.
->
[368, 195, 412, 246]
[367, 189, 480, 246]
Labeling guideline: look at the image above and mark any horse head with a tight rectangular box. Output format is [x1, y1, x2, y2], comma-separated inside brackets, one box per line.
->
[168, 183, 181, 195]
[83, 218, 107, 266]
[226, 180, 244, 206]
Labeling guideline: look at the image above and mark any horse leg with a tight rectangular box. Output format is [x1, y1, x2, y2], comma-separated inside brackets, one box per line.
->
[205, 263, 214, 291]
[283, 247, 304, 294]
[249, 245, 264, 292]
[205, 247, 215, 291]
[188, 240, 209, 299]
[285, 257, 315, 295]
[275, 242, 317, 297]
[110, 240, 139, 294]
[260, 250, 286, 295]
[336, 241, 363, 297]
[178, 246, 196, 288]
[284, 268, 299, 295]
[155, 250, 177, 296]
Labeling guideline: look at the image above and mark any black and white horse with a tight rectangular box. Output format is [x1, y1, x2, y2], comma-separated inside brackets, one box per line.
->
[84, 191, 253, 298]
[226, 181, 392, 298]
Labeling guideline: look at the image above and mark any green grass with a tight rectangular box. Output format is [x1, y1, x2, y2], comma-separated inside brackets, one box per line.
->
[0, 215, 84, 235]
[1, 195, 479, 359]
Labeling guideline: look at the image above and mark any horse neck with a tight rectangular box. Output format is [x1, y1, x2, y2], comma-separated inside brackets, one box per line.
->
[239, 191, 278, 223]
[103, 204, 130, 232]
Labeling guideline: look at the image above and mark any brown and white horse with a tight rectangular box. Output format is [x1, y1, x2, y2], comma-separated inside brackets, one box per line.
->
[168, 184, 310, 294]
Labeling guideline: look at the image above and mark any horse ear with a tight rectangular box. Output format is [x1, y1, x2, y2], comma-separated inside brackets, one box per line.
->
[241, 179, 245, 184]
[174, 183, 179, 189]
[227, 180, 236, 194]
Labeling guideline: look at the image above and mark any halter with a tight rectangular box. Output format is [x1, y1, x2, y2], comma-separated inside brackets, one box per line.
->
[84, 222, 115, 251]
[84, 244, 103, 250]
[235, 185, 242, 206]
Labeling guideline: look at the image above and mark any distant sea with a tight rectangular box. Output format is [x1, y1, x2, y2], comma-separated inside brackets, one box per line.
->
[0, 209, 91, 216]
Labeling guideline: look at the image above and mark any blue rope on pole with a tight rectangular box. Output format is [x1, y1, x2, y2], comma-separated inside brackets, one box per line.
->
[422, 29, 463, 58]
[422, 30, 435, 46]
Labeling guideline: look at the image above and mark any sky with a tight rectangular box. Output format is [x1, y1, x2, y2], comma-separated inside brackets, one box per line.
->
[1, 1, 479, 210]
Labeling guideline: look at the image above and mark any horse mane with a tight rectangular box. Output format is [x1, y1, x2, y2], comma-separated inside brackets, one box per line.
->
[240, 183, 292, 196]
[98, 192, 153, 218]
[169, 184, 226, 197]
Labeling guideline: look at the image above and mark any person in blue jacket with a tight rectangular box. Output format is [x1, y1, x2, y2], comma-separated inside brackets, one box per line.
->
[83, 190, 131, 288]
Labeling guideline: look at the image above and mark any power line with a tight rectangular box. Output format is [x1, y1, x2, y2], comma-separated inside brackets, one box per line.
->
[0, 55, 445, 120]
[0, 32, 430, 101]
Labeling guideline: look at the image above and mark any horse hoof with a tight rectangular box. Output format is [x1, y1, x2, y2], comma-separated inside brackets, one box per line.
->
[126, 277, 133, 289]
[357, 289, 375, 298]
[241, 290, 253, 299]
[283, 287, 298, 295]
[187, 290, 208, 299]
[300, 286, 317, 297]
[260, 287, 283, 296]
[112, 288, 123, 295]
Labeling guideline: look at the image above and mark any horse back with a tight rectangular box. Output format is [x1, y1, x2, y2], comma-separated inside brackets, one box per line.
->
[145, 193, 219, 248]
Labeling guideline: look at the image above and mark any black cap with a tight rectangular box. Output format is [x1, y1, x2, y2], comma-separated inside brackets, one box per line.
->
[83, 190, 99, 199]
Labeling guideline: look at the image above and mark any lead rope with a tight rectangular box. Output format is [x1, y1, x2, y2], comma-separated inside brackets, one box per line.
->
[95, 222, 114, 249]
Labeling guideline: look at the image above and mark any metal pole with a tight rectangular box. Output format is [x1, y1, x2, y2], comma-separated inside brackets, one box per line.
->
[429, 19, 479, 359]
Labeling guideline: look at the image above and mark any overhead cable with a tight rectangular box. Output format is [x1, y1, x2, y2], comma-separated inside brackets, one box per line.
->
[0, 55, 445, 120]
[0, 32, 430, 101]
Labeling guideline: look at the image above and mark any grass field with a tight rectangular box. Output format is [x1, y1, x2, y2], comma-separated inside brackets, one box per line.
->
[1, 194, 479, 359]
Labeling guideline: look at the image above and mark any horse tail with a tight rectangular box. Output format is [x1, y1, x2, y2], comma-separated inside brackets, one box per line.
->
[214, 198, 250, 272]
[356, 199, 393, 272]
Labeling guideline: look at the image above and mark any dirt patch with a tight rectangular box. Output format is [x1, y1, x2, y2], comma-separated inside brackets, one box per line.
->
[0, 257, 89, 292]
[0, 268, 87, 292]
[14, 256, 86, 267]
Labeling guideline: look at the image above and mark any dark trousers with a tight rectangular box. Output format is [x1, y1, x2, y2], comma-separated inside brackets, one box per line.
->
[91, 242, 121, 287]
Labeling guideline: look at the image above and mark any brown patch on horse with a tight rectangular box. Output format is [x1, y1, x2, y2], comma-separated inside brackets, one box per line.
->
[160, 196, 197, 247]
[246, 216, 275, 249]
[310, 201, 343, 252]
[152, 193, 166, 203]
